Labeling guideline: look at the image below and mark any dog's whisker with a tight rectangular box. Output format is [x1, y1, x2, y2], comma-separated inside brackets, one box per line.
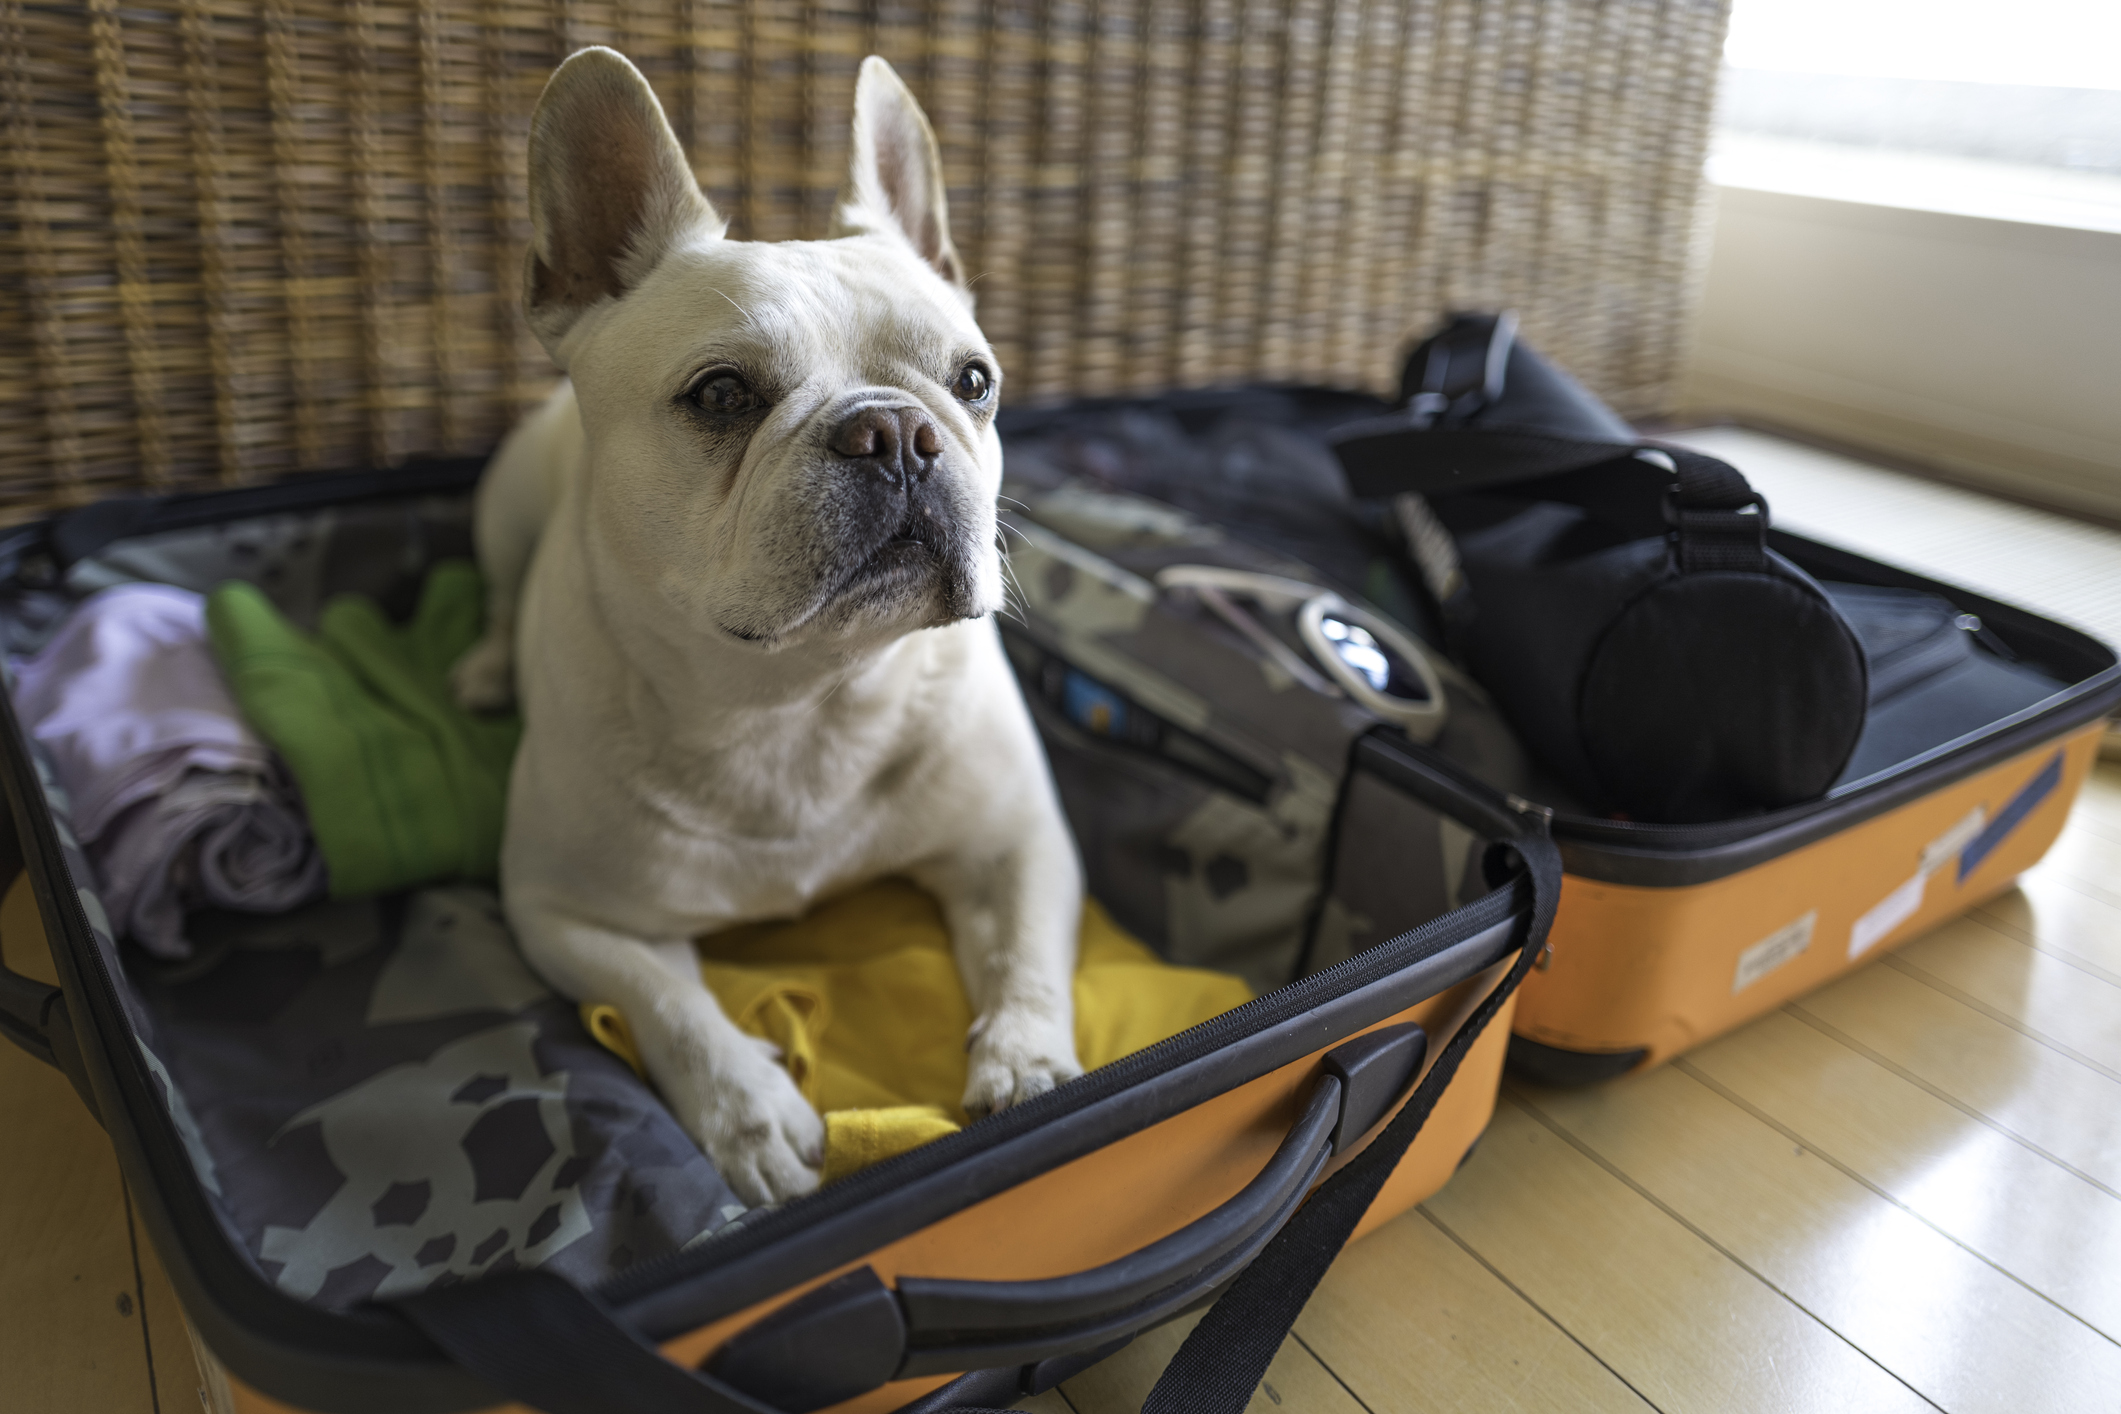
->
[996, 562, 1030, 623]
[709, 287, 755, 322]
[997, 555, 1029, 608]
[994, 535, 1029, 611]
[802, 668, 856, 717]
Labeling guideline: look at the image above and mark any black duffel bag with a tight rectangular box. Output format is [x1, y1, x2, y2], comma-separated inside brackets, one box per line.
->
[1331, 313, 1869, 824]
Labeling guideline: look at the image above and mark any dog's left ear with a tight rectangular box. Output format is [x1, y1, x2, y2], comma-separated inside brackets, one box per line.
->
[830, 56, 967, 295]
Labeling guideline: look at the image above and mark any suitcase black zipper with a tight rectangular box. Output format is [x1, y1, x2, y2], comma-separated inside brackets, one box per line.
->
[1360, 655, 2119, 890]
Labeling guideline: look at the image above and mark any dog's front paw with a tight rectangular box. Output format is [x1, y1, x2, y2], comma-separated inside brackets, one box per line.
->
[670, 1041, 824, 1207]
[450, 632, 517, 713]
[963, 1008, 1084, 1118]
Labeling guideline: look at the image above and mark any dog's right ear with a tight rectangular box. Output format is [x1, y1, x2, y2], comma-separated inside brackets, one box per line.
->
[525, 47, 722, 357]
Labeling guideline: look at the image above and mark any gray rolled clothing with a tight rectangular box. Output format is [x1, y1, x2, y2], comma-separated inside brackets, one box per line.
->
[9, 582, 326, 957]
[93, 768, 328, 960]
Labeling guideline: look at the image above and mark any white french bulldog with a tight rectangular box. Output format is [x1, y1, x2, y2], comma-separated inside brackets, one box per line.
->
[452, 47, 1084, 1206]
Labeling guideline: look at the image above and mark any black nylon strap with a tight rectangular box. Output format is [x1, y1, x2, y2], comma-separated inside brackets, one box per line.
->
[399, 1268, 780, 1414]
[1664, 448, 1769, 575]
[1138, 829, 1561, 1414]
[1667, 450, 1753, 508]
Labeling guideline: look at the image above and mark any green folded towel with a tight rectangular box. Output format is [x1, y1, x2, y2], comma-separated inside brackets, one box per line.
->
[206, 562, 520, 898]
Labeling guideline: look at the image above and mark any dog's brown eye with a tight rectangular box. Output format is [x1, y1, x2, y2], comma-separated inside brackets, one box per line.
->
[693, 372, 761, 417]
[952, 363, 993, 404]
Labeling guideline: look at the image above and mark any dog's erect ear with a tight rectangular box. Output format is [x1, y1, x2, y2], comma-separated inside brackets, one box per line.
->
[830, 56, 967, 293]
[525, 47, 722, 354]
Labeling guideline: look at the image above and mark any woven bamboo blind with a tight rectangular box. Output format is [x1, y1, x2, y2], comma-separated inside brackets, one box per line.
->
[0, 0, 1729, 519]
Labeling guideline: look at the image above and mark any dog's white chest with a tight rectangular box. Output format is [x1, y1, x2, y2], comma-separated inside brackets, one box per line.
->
[502, 604, 994, 939]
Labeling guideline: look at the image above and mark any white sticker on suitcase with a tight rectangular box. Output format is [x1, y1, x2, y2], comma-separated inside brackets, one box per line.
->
[1734, 910, 1817, 993]
[1922, 806, 1991, 875]
[1850, 873, 1926, 959]
[1848, 806, 1989, 960]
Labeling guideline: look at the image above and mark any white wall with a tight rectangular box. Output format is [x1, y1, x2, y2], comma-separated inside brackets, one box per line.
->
[1680, 175, 2121, 522]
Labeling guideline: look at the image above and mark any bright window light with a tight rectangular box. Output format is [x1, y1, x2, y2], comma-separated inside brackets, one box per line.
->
[1714, 0, 2121, 211]
[1725, 0, 2121, 91]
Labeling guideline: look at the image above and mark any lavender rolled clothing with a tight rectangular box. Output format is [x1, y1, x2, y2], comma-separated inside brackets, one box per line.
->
[10, 583, 326, 957]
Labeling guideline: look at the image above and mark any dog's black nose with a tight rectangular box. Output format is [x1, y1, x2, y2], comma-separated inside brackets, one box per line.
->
[828, 406, 942, 484]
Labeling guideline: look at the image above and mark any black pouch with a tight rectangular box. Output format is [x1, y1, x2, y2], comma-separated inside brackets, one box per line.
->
[1332, 314, 1873, 823]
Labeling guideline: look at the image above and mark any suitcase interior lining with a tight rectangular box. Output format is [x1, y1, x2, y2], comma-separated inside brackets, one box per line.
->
[0, 486, 1508, 1316]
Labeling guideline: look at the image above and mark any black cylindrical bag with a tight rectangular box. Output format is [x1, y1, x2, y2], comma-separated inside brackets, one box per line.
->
[1332, 314, 1868, 824]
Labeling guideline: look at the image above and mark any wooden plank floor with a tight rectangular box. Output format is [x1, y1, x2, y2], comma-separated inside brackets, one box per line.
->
[0, 869, 214, 1414]
[4, 432, 2118, 1412]
[1058, 761, 2121, 1414]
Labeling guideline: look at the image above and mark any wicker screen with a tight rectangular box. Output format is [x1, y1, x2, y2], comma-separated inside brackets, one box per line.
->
[0, 1, 1729, 518]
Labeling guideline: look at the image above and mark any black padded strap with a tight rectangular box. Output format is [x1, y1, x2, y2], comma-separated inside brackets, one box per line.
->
[1664, 448, 1769, 575]
[1333, 312, 1640, 498]
[1400, 310, 1518, 424]
[399, 1269, 780, 1414]
[1138, 827, 1561, 1414]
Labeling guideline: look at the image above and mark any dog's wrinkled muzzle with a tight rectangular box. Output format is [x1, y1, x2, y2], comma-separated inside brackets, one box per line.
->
[811, 404, 985, 625]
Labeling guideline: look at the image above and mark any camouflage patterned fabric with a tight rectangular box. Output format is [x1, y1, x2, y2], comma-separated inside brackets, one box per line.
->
[997, 476, 1522, 992]
[2, 502, 744, 1311]
[131, 887, 744, 1306]
[996, 395, 1552, 987]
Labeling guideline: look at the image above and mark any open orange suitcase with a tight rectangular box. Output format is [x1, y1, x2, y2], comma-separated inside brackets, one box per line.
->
[0, 460, 1561, 1414]
[11, 317, 2110, 1414]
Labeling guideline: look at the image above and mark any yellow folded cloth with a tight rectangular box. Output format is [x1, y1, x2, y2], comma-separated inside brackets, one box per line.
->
[582, 878, 1252, 1183]
[820, 1106, 963, 1185]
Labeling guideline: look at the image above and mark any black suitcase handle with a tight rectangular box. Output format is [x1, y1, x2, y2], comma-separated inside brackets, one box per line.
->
[0, 761, 102, 1122]
[400, 828, 1561, 1414]
[0, 920, 63, 1067]
[0, 766, 51, 1060]
[703, 1020, 1427, 1405]
[403, 1029, 1415, 1412]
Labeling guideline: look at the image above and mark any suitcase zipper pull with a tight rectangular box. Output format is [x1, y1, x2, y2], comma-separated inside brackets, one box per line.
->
[1504, 792, 1554, 825]
[1503, 794, 1557, 970]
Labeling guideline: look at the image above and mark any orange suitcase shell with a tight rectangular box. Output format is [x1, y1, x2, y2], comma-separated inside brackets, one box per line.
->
[1488, 528, 2120, 1083]
[1513, 724, 2104, 1079]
